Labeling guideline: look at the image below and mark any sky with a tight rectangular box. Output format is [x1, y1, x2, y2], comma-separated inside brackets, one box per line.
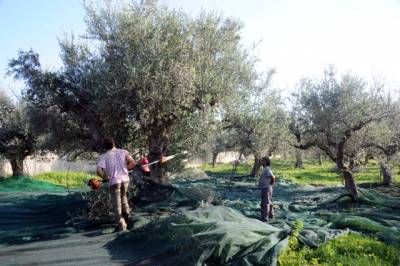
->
[1, 0, 400, 98]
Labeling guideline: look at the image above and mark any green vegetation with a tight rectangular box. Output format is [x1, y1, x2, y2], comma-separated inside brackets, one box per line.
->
[200, 159, 400, 185]
[278, 231, 400, 266]
[0, 176, 66, 192]
[33, 172, 97, 189]
[278, 220, 305, 265]
[200, 162, 252, 176]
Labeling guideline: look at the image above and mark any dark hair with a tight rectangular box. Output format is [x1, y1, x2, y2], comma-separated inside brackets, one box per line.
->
[103, 137, 115, 150]
[261, 157, 271, 166]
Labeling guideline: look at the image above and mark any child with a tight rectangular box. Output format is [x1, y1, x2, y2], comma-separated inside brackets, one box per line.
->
[258, 157, 275, 221]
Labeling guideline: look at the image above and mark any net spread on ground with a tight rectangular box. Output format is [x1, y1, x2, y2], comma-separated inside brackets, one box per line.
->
[0, 173, 399, 265]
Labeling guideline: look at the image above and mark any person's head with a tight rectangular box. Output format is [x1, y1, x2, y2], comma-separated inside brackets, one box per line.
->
[260, 157, 271, 167]
[103, 137, 115, 151]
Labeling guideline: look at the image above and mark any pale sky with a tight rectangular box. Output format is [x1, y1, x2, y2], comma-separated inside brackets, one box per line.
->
[1, 0, 400, 97]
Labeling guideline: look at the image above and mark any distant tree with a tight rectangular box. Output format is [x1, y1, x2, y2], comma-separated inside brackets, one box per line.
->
[0, 92, 36, 176]
[209, 130, 237, 167]
[224, 71, 287, 176]
[292, 68, 391, 197]
[364, 101, 400, 185]
[9, 1, 255, 182]
[207, 121, 238, 167]
[288, 119, 304, 168]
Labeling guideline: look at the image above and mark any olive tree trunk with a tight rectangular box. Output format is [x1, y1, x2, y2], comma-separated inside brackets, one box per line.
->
[211, 151, 219, 167]
[380, 161, 393, 186]
[250, 153, 261, 177]
[294, 149, 303, 168]
[342, 169, 358, 198]
[148, 127, 169, 184]
[10, 157, 24, 177]
[317, 153, 322, 165]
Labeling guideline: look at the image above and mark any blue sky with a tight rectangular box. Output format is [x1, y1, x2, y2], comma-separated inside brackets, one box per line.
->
[0, 0, 86, 97]
[1, 0, 400, 98]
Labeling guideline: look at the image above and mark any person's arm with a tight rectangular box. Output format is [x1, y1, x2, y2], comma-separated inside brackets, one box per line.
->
[268, 168, 275, 185]
[270, 174, 276, 185]
[126, 153, 136, 170]
[96, 156, 109, 182]
[96, 166, 109, 182]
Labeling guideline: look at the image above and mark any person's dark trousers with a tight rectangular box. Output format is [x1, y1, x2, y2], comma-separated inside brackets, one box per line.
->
[260, 186, 273, 221]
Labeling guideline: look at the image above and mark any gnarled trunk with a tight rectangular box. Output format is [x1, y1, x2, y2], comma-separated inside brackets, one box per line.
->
[380, 161, 392, 186]
[364, 154, 369, 164]
[250, 153, 261, 177]
[10, 157, 24, 177]
[148, 127, 169, 184]
[335, 141, 358, 198]
[342, 169, 358, 198]
[317, 153, 322, 165]
[294, 149, 303, 168]
[211, 152, 219, 167]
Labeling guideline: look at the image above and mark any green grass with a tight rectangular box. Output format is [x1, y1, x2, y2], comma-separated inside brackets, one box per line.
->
[33, 171, 97, 188]
[200, 159, 400, 186]
[200, 163, 252, 175]
[278, 230, 400, 266]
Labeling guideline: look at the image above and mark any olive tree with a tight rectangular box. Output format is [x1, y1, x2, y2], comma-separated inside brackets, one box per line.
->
[289, 118, 305, 168]
[9, 0, 255, 182]
[0, 92, 36, 176]
[209, 128, 238, 167]
[364, 101, 400, 185]
[292, 69, 391, 197]
[224, 72, 288, 176]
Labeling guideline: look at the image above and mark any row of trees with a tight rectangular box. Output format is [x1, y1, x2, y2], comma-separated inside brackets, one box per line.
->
[290, 69, 400, 197]
[1, 0, 399, 198]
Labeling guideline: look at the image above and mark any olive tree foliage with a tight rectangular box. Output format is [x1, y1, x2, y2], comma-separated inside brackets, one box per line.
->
[292, 69, 391, 197]
[208, 126, 238, 167]
[7, 46, 127, 159]
[364, 100, 400, 185]
[9, 0, 255, 182]
[196, 111, 239, 167]
[223, 71, 288, 176]
[0, 91, 36, 176]
[0, 90, 13, 125]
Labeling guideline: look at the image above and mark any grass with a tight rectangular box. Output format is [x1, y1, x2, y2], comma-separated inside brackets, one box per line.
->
[199, 159, 400, 186]
[29, 158, 400, 188]
[278, 229, 400, 266]
[200, 163, 253, 176]
[33, 171, 97, 189]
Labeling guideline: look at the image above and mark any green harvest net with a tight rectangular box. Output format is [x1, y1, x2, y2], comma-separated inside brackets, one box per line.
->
[0, 176, 67, 192]
[0, 172, 399, 265]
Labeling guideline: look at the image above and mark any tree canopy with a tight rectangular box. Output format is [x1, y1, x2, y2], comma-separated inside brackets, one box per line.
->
[8, 0, 256, 181]
[292, 68, 393, 196]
